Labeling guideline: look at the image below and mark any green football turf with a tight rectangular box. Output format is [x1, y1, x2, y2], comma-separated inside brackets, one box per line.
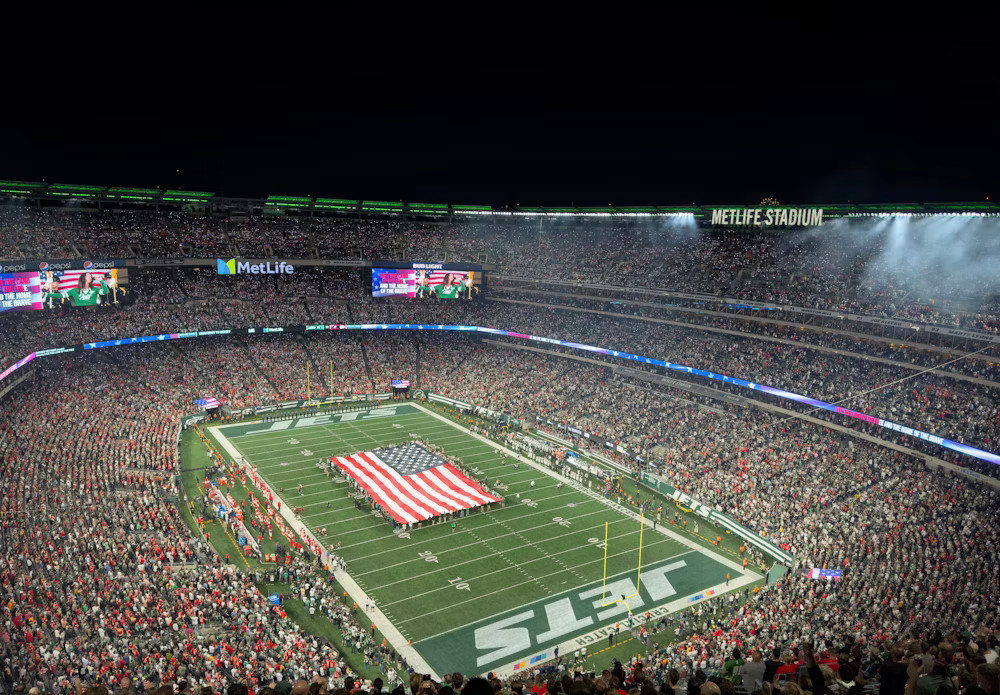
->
[211, 403, 755, 676]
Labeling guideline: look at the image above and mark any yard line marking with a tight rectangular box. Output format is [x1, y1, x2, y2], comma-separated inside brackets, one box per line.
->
[340, 489, 599, 556]
[358, 514, 640, 588]
[392, 546, 697, 619]
[228, 411, 430, 439]
[412, 402, 749, 574]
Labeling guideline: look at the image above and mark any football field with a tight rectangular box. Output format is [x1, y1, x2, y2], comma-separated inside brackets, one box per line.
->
[209, 403, 759, 677]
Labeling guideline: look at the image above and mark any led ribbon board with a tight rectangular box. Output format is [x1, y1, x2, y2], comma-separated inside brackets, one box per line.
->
[2, 323, 998, 468]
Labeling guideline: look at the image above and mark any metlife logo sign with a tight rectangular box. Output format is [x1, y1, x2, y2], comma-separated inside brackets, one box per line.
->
[217, 258, 295, 275]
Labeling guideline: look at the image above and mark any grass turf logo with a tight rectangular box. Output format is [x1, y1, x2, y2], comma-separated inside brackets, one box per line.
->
[217, 258, 294, 275]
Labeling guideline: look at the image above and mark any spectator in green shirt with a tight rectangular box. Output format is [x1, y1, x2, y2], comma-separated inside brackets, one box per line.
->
[62, 272, 107, 306]
[724, 648, 745, 683]
[435, 273, 462, 300]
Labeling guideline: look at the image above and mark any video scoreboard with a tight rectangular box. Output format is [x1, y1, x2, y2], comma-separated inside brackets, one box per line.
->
[371, 261, 484, 300]
[0, 267, 130, 313]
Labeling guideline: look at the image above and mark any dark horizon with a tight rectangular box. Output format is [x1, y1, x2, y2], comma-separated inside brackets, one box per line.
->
[4, 52, 997, 208]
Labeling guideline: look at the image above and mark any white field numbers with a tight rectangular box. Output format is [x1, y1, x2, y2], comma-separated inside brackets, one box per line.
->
[449, 576, 471, 591]
[419, 550, 439, 564]
[521, 498, 538, 508]
[552, 517, 570, 527]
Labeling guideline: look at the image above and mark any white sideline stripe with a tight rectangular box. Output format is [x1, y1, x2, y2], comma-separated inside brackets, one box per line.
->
[207, 423, 439, 680]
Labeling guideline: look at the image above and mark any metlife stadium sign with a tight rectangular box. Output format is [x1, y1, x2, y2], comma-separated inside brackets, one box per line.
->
[711, 208, 824, 227]
[217, 258, 295, 275]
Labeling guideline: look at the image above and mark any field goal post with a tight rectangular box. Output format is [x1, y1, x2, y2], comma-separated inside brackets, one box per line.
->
[600, 510, 645, 614]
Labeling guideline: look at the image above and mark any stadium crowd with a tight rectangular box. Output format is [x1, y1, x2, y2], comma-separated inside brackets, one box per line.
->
[3, 294, 1000, 479]
[1, 332, 997, 692]
[4, 208, 1000, 331]
[2, 209, 1000, 695]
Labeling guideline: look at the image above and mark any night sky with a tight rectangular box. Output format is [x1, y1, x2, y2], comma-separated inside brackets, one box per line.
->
[3, 36, 996, 208]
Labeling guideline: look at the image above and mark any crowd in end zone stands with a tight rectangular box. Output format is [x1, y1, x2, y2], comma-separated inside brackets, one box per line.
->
[1, 209, 1000, 694]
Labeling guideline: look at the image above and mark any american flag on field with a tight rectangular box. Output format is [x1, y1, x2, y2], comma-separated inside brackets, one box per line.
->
[334, 444, 500, 524]
[194, 397, 221, 409]
[808, 568, 842, 580]
[418, 270, 470, 287]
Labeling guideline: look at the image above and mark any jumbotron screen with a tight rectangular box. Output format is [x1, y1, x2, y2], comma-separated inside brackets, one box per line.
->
[371, 261, 484, 300]
[0, 269, 129, 313]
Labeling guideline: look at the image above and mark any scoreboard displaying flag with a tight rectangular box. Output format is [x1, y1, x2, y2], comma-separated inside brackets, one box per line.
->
[371, 261, 484, 299]
[0, 267, 130, 313]
[194, 397, 221, 410]
[333, 444, 500, 524]
[807, 568, 842, 580]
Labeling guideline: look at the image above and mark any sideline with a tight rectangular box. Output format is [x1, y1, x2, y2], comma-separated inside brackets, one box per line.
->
[207, 404, 761, 680]
[208, 421, 440, 679]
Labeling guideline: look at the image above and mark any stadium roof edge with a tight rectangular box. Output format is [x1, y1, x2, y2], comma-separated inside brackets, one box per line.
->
[0, 178, 997, 219]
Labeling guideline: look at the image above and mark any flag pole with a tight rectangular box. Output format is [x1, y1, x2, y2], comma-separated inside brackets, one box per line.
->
[307, 361, 311, 402]
[329, 360, 333, 396]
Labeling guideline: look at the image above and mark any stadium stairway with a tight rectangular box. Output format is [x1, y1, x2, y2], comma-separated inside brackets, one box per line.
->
[170, 342, 211, 381]
[442, 335, 476, 379]
[303, 299, 317, 324]
[297, 334, 329, 394]
[234, 336, 282, 398]
[345, 301, 377, 392]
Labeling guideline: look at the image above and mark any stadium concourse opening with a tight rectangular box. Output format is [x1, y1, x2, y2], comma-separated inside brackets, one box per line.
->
[1, 191, 1000, 693]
